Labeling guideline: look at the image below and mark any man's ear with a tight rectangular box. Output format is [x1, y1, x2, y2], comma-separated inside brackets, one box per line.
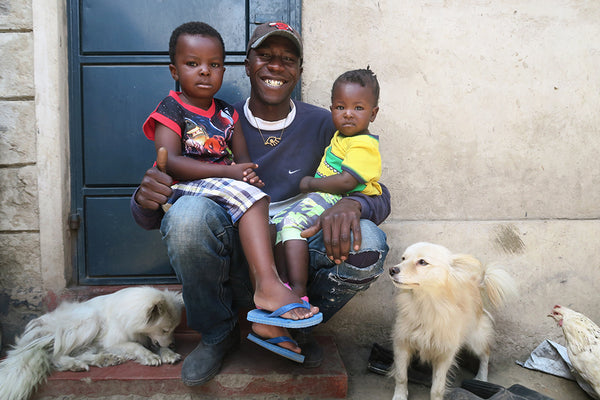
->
[244, 58, 250, 76]
[169, 64, 179, 81]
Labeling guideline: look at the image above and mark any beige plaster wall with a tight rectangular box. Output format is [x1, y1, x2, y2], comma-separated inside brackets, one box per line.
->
[302, 0, 600, 364]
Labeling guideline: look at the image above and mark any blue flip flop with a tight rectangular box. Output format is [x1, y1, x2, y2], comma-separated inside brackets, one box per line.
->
[247, 300, 323, 328]
[247, 332, 305, 363]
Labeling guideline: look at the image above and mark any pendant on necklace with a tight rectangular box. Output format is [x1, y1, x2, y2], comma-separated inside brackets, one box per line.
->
[264, 136, 280, 146]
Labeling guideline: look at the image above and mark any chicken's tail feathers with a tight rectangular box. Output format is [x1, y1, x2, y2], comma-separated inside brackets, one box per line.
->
[482, 264, 518, 310]
[0, 335, 54, 400]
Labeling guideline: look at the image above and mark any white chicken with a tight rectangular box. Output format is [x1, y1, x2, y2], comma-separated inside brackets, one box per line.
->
[549, 305, 600, 398]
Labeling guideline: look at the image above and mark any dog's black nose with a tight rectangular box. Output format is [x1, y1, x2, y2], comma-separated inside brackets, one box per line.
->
[389, 266, 400, 276]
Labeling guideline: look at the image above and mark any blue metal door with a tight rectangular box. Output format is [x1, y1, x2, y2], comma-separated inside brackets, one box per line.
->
[68, 0, 301, 284]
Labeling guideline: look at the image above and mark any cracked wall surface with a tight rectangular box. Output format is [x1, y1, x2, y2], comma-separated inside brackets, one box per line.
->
[0, 0, 43, 348]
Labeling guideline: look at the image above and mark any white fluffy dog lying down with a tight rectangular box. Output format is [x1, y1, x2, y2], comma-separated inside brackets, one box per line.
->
[0, 286, 184, 400]
[389, 242, 517, 400]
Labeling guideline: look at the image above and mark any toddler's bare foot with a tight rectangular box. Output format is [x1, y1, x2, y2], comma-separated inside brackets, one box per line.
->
[254, 279, 319, 320]
[252, 323, 301, 354]
[287, 282, 308, 300]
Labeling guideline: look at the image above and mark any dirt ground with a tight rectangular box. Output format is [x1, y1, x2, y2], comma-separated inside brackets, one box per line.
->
[335, 336, 591, 400]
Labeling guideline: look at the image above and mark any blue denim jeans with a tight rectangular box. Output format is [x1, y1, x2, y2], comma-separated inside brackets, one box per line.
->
[161, 196, 389, 345]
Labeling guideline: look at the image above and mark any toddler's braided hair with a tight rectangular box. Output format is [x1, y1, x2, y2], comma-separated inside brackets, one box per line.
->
[331, 66, 380, 106]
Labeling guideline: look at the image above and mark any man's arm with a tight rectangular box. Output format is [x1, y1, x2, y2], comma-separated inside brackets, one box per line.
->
[348, 183, 391, 225]
[301, 182, 391, 263]
[131, 191, 164, 230]
[130, 148, 173, 230]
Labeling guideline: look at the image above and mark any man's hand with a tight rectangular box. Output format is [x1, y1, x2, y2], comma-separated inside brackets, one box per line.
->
[135, 147, 173, 210]
[301, 198, 362, 264]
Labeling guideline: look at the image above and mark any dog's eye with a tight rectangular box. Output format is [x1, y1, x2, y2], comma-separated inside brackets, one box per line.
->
[401, 256, 406, 261]
[417, 259, 428, 266]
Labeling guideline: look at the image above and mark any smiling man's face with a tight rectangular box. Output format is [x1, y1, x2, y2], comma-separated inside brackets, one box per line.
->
[245, 35, 302, 114]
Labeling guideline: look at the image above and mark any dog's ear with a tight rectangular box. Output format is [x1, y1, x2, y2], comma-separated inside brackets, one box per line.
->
[175, 292, 184, 306]
[162, 289, 185, 307]
[450, 254, 482, 273]
[146, 299, 167, 324]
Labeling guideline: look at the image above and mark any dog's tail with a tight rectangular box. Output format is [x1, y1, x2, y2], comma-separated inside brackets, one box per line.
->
[0, 335, 54, 400]
[482, 265, 518, 310]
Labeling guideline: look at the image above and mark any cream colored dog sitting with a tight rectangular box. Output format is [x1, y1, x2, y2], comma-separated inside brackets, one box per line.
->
[389, 242, 517, 400]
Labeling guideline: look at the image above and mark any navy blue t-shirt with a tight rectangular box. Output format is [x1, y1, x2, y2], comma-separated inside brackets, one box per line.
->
[234, 100, 336, 203]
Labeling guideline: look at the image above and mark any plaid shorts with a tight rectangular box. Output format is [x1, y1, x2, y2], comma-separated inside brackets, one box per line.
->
[167, 177, 268, 223]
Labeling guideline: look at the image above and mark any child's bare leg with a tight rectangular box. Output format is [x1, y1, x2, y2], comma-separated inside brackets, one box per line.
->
[239, 198, 318, 319]
[274, 242, 289, 284]
[283, 239, 309, 298]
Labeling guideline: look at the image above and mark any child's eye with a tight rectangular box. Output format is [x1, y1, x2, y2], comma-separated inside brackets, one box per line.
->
[335, 105, 345, 110]
[186, 61, 198, 67]
[355, 106, 364, 111]
[211, 62, 221, 68]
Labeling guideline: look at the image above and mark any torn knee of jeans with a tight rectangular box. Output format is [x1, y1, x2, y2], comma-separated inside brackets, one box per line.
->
[346, 251, 379, 268]
[331, 273, 379, 286]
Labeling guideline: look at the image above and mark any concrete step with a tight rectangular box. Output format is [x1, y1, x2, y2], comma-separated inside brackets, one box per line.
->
[33, 329, 348, 399]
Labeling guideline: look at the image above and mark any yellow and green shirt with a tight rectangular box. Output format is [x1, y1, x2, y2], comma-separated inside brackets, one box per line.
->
[315, 130, 382, 196]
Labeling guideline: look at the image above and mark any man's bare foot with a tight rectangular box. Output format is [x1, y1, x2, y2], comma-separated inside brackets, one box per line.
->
[252, 323, 301, 354]
[254, 279, 319, 320]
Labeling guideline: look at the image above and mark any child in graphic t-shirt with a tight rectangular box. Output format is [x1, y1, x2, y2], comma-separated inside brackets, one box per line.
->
[143, 21, 319, 326]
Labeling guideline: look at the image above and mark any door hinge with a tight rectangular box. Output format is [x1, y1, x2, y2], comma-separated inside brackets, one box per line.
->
[68, 212, 81, 230]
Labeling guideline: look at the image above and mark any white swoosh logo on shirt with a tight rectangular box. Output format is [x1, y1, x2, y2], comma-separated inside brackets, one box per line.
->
[288, 169, 301, 175]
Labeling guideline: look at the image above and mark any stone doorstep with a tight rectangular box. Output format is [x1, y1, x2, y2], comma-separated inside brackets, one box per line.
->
[33, 332, 347, 399]
[33, 285, 348, 399]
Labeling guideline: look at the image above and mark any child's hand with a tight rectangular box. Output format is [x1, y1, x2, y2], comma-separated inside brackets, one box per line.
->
[232, 162, 265, 188]
[299, 176, 313, 193]
[243, 168, 265, 188]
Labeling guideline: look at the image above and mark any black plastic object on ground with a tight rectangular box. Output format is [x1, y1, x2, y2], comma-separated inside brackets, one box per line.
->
[457, 379, 555, 400]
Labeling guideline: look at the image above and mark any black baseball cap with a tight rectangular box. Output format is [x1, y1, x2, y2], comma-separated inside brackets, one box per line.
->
[247, 21, 303, 58]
